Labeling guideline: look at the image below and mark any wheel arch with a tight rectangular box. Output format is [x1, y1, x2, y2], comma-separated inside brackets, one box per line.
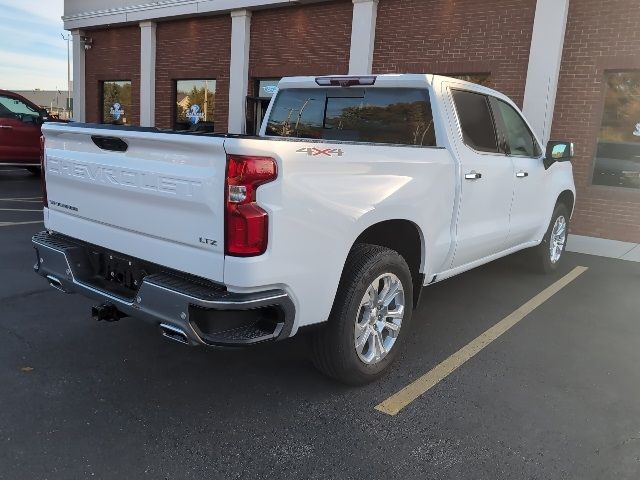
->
[557, 189, 575, 218]
[351, 219, 425, 308]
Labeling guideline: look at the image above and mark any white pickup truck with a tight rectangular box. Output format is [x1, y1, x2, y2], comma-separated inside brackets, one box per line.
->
[33, 74, 575, 384]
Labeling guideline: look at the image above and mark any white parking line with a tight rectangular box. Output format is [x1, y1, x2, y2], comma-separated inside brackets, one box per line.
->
[0, 197, 41, 201]
[0, 220, 44, 227]
[375, 266, 589, 416]
[0, 208, 43, 212]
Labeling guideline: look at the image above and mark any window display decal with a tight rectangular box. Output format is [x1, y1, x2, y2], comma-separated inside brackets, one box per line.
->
[186, 104, 205, 125]
[110, 102, 124, 121]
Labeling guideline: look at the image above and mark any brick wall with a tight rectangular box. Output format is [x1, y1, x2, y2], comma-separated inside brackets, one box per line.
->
[551, 0, 640, 242]
[372, 0, 536, 107]
[85, 26, 140, 125]
[248, 0, 352, 93]
[155, 15, 231, 131]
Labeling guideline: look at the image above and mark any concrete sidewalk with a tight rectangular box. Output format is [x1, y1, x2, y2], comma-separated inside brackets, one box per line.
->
[567, 234, 640, 262]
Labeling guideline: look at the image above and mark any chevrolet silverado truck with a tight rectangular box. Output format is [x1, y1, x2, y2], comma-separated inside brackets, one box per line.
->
[33, 74, 575, 384]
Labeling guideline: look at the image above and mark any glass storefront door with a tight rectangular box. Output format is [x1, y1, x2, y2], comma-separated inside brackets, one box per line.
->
[247, 79, 280, 135]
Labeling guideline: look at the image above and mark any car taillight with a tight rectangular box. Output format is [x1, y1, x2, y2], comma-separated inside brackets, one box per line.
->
[225, 155, 277, 256]
[40, 135, 47, 207]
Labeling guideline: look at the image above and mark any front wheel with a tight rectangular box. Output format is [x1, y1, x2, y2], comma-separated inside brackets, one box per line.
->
[531, 203, 570, 274]
[310, 244, 413, 385]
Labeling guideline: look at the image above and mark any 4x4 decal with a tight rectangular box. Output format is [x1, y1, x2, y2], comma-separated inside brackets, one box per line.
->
[296, 147, 344, 157]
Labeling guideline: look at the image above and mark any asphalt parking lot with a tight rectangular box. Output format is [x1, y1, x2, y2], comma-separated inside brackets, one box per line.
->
[1, 165, 639, 479]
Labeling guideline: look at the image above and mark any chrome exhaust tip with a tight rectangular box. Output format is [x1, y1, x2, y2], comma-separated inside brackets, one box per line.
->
[46, 275, 67, 293]
[159, 323, 190, 345]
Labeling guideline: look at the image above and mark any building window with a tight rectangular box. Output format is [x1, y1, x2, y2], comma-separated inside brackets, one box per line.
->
[175, 80, 216, 132]
[102, 81, 131, 125]
[593, 71, 640, 189]
[257, 79, 279, 100]
[247, 78, 281, 135]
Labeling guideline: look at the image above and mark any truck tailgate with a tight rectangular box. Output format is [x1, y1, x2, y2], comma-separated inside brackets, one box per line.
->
[41, 123, 226, 283]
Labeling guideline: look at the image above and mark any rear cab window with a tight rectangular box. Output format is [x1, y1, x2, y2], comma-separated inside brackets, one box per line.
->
[265, 88, 437, 147]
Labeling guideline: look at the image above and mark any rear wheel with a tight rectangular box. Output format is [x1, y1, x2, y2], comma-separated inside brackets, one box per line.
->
[532, 203, 569, 273]
[311, 243, 413, 385]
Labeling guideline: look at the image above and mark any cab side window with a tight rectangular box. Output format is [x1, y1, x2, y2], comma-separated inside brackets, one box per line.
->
[494, 99, 541, 157]
[0, 95, 40, 122]
[451, 89, 499, 153]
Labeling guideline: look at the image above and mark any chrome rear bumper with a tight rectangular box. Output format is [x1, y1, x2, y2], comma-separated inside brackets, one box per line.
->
[32, 231, 295, 346]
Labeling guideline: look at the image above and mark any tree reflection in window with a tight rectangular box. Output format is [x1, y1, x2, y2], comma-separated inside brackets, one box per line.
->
[102, 81, 131, 125]
[175, 80, 216, 132]
[594, 71, 640, 189]
[266, 88, 436, 146]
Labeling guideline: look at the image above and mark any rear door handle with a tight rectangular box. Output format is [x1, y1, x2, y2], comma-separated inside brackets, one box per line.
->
[516, 171, 529, 178]
[0, 125, 12, 129]
[464, 171, 482, 180]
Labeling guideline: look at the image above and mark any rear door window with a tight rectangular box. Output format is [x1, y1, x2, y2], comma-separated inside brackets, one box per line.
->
[266, 88, 436, 146]
[451, 89, 499, 153]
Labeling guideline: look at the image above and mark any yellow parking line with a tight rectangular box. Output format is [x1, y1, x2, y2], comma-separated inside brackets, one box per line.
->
[0, 220, 44, 227]
[375, 266, 589, 416]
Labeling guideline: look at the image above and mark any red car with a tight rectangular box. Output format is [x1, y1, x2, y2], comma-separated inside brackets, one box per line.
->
[0, 89, 52, 174]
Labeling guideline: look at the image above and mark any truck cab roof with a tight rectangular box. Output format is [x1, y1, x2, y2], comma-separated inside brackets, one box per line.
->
[276, 73, 512, 104]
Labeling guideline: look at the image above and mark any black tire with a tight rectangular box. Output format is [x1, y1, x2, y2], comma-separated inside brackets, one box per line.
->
[26, 167, 41, 176]
[531, 203, 570, 274]
[311, 243, 414, 385]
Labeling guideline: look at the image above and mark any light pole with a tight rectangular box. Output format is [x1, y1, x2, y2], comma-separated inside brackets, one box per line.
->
[61, 33, 71, 118]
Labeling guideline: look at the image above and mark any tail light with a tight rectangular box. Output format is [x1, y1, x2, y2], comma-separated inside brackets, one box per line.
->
[225, 155, 277, 256]
[40, 135, 47, 207]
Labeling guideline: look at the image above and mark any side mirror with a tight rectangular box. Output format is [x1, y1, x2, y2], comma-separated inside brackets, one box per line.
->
[544, 140, 574, 169]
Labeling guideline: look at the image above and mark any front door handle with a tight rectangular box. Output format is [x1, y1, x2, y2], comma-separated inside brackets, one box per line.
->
[464, 171, 482, 180]
[0, 125, 13, 129]
[516, 171, 529, 178]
